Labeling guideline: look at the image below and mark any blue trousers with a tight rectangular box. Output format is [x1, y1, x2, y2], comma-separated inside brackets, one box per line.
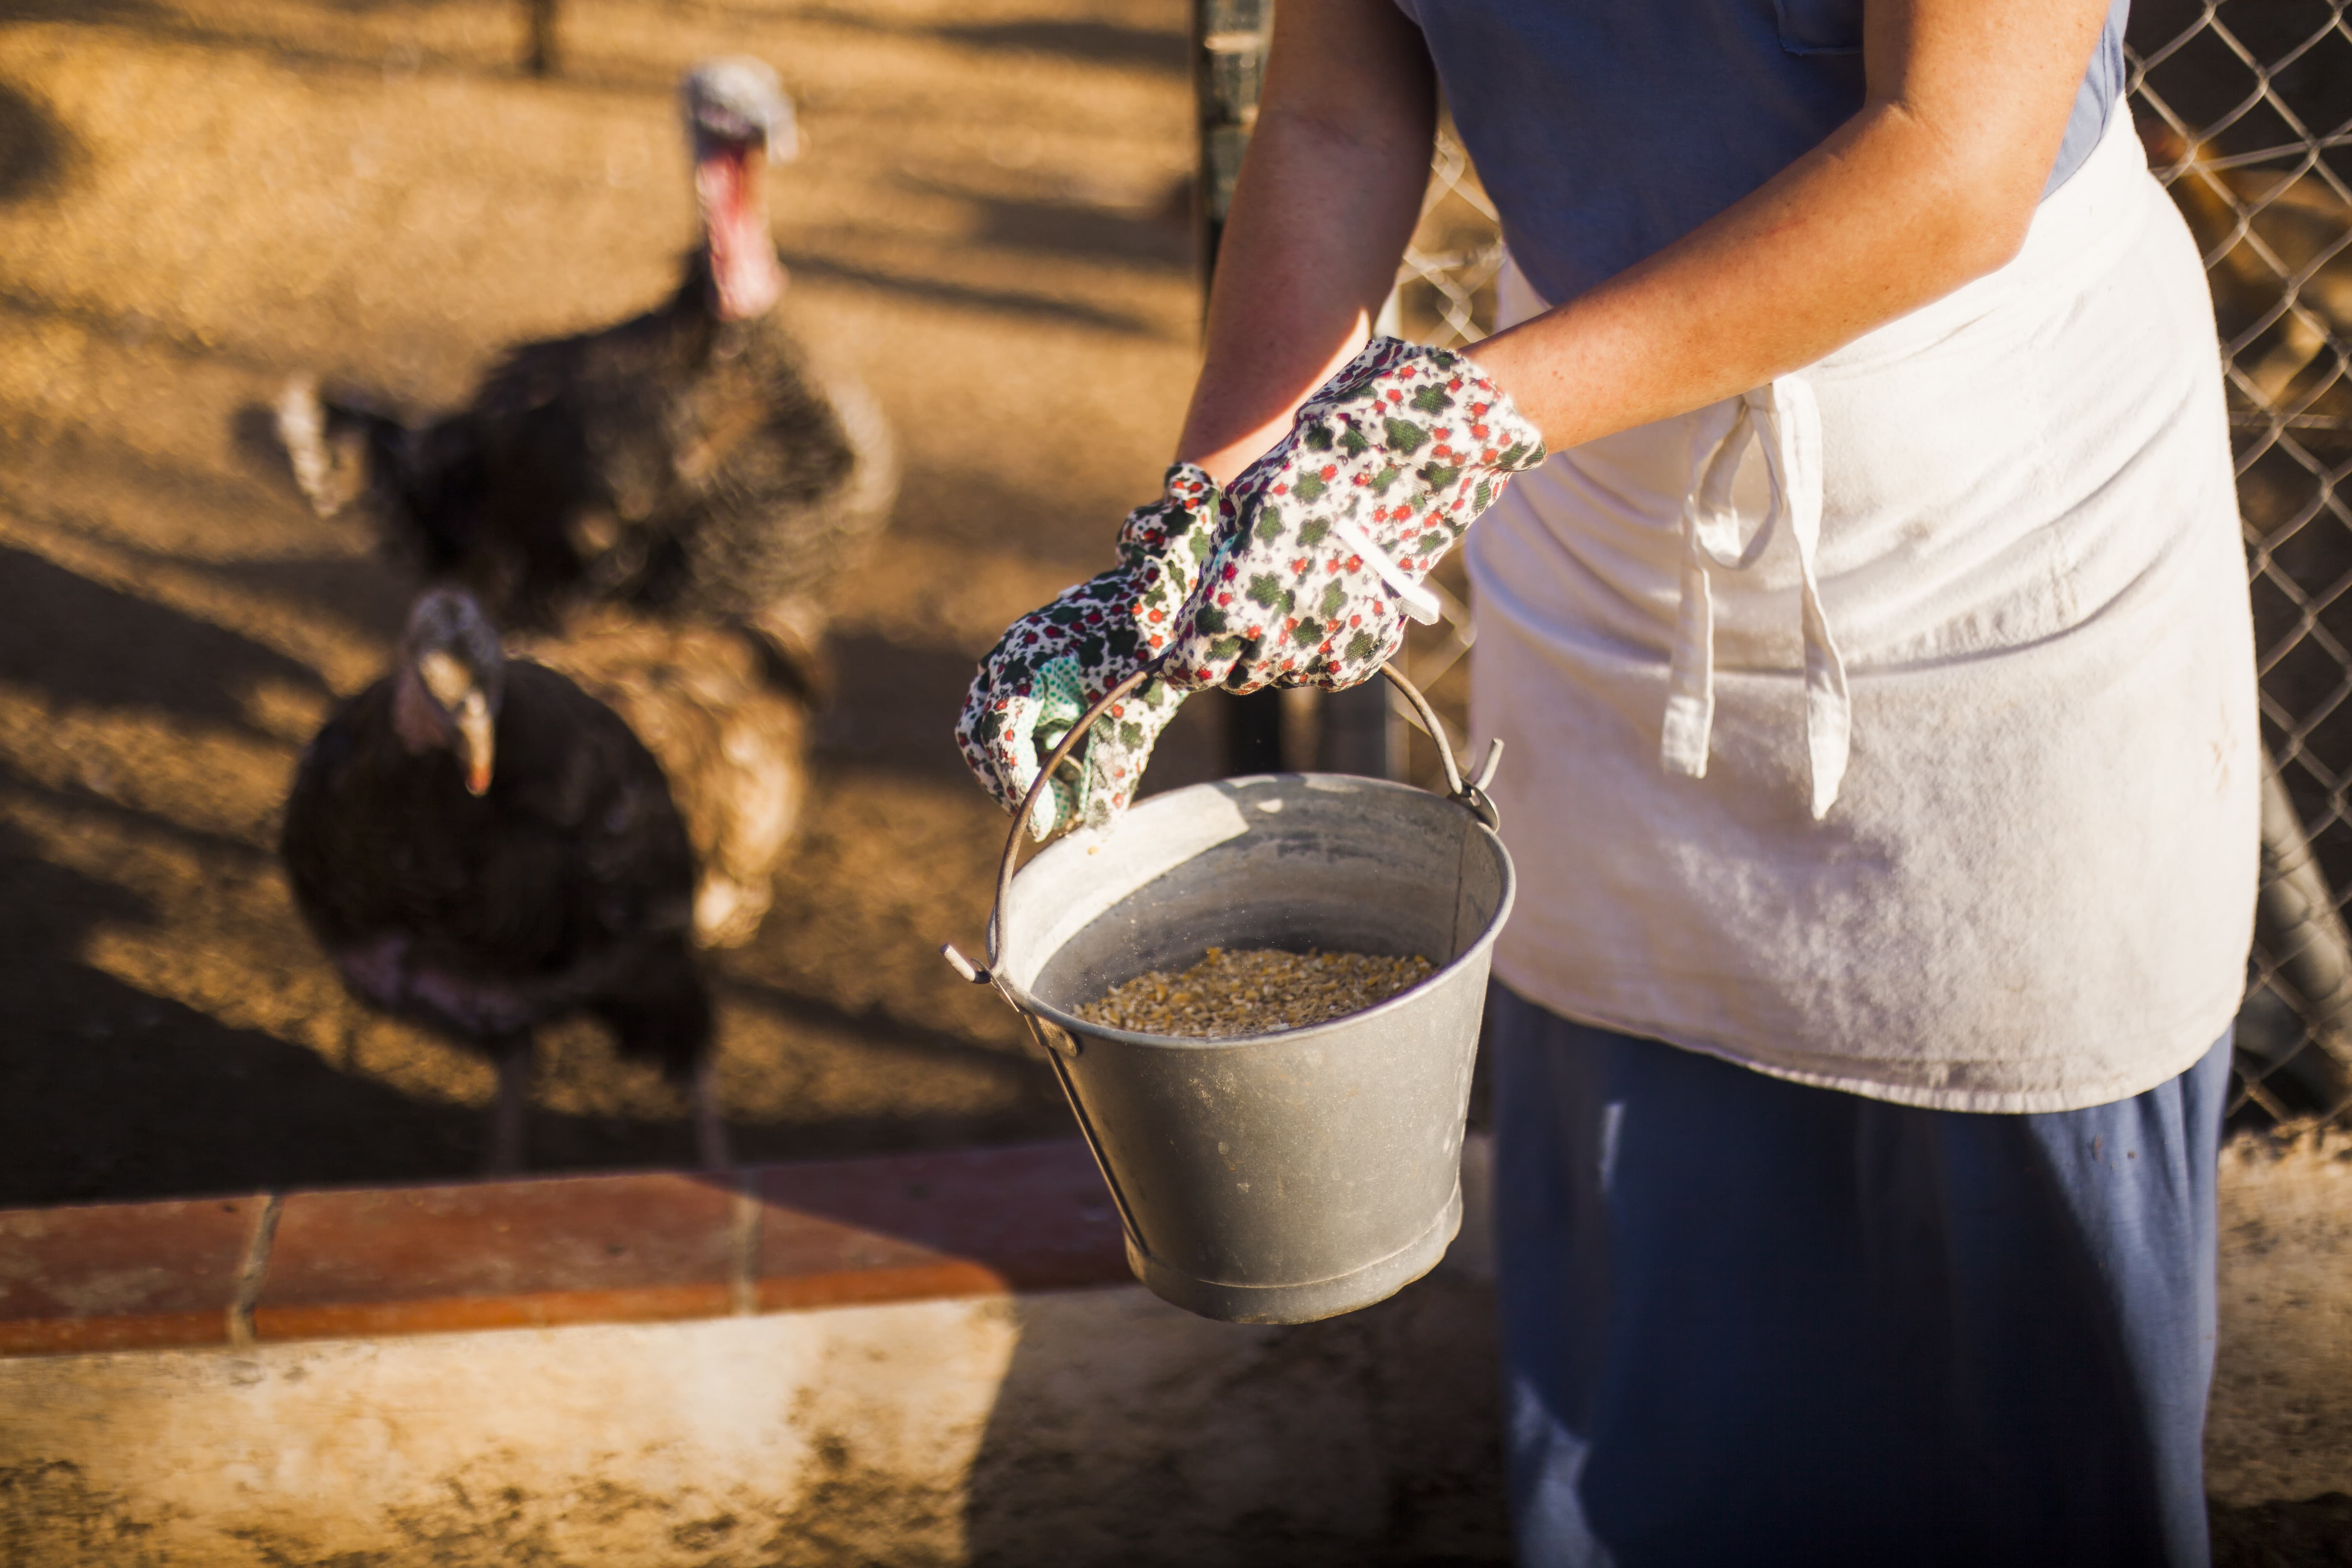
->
[1489, 985, 2230, 1568]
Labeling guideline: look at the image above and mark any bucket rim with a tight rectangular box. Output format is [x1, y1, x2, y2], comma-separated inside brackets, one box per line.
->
[994, 770, 1516, 1051]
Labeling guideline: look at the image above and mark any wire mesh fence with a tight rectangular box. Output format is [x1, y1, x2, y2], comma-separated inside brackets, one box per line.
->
[1381, 123, 1506, 354]
[1381, 122, 1502, 789]
[2133, 0, 2352, 1123]
[1371, 19, 2352, 1125]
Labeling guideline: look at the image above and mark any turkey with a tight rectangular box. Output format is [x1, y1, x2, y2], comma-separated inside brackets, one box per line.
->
[276, 56, 896, 683]
[281, 588, 725, 1172]
[279, 55, 885, 946]
[516, 608, 807, 948]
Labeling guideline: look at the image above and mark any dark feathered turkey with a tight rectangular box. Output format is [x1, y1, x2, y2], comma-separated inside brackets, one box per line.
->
[281, 588, 725, 1171]
[517, 609, 808, 948]
[279, 58, 894, 679]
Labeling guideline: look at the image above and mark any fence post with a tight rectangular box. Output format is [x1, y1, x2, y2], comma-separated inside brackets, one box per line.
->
[522, 0, 559, 77]
[1191, 0, 1297, 775]
[2252, 753, 2352, 1118]
[1192, 0, 1270, 290]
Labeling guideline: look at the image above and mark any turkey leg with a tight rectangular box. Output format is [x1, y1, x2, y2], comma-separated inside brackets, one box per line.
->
[692, 1054, 732, 1171]
[487, 1033, 534, 1175]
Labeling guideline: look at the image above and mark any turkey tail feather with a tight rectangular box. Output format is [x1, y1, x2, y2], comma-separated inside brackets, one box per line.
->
[275, 375, 347, 518]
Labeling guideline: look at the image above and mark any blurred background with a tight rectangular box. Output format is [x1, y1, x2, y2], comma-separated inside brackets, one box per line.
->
[0, 0, 1217, 1203]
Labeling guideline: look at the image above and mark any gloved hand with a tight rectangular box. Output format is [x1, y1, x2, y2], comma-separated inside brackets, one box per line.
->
[955, 464, 1221, 838]
[1158, 338, 1546, 694]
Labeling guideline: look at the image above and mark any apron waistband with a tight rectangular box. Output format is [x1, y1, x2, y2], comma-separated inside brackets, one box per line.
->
[1489, 108, 2151, 822]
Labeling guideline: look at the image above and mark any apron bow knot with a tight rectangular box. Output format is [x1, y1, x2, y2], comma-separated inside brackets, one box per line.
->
[1659, 379, 1852, 819]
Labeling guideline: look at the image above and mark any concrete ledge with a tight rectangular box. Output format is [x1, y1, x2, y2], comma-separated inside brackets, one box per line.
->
[0, 1143, 1131, 1358]
[8, 1132, 2352, 1560]
[0, 1141, 1507, 1566]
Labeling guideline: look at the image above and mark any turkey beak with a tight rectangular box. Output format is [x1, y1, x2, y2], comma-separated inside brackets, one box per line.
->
[762, 108, 799, 164]
[456, 694, 495, 796]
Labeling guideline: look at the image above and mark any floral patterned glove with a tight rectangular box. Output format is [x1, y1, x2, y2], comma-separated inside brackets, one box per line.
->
[1159, 338, 1546, 694]
[955, 465, 1221, 838]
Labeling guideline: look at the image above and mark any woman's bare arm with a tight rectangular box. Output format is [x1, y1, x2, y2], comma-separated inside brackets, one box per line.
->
[1172, 0, 1437, 481]
[1176, 0, 2115, 476]
[1470, 0, 2115, 447]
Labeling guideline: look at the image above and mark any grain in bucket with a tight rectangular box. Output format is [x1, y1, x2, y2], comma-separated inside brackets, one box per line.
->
[944, 666, 1515, 1324]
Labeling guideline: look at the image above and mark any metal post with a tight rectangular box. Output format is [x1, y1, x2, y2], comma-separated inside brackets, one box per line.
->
[522, 0, 559, 77]
[1193, 0, 1271, 292]
[2248, 751, 2352, 1119]
[1192, 0, 1291, 776]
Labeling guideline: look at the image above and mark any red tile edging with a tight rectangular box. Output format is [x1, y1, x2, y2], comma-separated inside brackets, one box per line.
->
[0, 1196, 266, 1356]
[254, 1171, 740, 1342]
[0, 1142, 1130, 1357]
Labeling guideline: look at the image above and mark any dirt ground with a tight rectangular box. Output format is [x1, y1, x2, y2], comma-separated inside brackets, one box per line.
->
[2210, 1133, 2352, 1515]
[0, 0, 1241, 1203]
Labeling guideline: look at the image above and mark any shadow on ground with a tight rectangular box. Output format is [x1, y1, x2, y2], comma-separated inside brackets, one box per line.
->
[0, 546, 334, 740]
[0, 817, 476, 1204]
[963, 1277, 1513, 1567]
[0, 80, 74, 207]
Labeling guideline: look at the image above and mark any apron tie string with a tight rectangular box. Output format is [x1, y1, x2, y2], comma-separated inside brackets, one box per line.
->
[1659, 378, 1852, 819]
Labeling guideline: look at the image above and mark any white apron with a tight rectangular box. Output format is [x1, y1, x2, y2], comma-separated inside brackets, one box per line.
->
[1467, 113, 2259, 1112]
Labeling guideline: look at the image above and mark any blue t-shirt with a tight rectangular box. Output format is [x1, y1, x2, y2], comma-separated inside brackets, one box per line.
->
[1390, 0, 2130, 306]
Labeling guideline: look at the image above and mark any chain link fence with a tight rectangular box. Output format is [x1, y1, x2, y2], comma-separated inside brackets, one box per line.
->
[2133, 0, 2352, 1124]
[1380, 122, 1501, 789]
[1366, 20, 2352, 1126]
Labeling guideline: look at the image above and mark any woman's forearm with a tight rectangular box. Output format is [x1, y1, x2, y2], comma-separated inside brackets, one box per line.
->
[1173, 0, 1437, 482]
[1177, 0, 2113, 472]
[1469, 0, 2113, 449]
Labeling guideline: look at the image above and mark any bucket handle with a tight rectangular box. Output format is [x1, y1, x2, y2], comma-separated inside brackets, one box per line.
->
[941, 662, 1501, 991]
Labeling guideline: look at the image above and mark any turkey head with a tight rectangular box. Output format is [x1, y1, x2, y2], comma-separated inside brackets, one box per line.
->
[392, 587, 505, 796]
[681, 57, 795, 323]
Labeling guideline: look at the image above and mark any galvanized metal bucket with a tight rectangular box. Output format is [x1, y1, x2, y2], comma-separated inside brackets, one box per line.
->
[944, 667, 1515, 1324]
